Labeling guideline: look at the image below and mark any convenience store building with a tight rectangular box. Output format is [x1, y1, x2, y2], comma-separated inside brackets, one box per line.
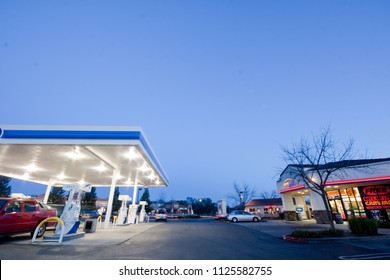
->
[276, 158, 390, 223]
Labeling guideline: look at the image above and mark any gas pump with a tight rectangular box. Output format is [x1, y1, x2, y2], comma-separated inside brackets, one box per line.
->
[139, 201, 148, 222]
[117, 195, 131, 225]
[55, 184, 92, 235]
[127, 204, 138, 224]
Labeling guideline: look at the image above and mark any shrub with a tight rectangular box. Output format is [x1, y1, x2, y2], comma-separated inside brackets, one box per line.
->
[290, 229, 345, 238]
[291, 230, 322, 238]
[348, 218, 378, 235]
[320, 229, 344, 237]
[377, 221, 390, 229]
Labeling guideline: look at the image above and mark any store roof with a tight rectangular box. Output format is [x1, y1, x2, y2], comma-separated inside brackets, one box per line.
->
[245, 198, 283, 207]
[0, 125, 168, 188]
[279, 158, 390, 177]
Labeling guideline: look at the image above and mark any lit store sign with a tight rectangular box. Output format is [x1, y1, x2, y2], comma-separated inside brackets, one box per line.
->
[280, 178, 305, 193]
[359, 186, 390, 209]
[283, 178, 296, 188]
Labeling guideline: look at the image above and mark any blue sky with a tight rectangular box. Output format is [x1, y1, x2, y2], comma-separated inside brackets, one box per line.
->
[1, 1, 390, 203]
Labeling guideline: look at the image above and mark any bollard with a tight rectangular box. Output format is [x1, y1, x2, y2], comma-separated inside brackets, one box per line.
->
[113, 216, 118, 228]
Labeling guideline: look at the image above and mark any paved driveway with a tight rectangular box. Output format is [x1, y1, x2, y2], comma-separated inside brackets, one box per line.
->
[1, 219, 389, 260]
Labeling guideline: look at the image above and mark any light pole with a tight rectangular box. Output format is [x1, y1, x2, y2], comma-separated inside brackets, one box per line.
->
[239, 191, 244, 210]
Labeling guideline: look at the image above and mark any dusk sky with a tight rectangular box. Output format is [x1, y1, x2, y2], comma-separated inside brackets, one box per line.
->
[1, 1, 389, 204]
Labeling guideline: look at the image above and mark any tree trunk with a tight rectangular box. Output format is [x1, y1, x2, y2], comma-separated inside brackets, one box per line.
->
[320, 192, 336, 231]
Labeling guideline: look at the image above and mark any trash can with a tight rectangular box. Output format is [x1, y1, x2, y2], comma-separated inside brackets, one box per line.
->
[83, 218, 98, 233]
[334, 213, 343, 224]
[296, 213, 302, 221]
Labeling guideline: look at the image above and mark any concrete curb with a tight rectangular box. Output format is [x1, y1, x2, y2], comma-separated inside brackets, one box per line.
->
[282, 235, 308, 243]
[282, 233, 390, 243]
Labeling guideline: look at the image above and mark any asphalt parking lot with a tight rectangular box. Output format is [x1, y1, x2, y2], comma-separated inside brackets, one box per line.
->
[1, 218, 390, 260]
[2, 218, 390, 246]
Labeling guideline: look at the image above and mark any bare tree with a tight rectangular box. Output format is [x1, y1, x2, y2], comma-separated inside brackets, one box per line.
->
[229, 182, 257, 210]
[281, 125, 367, 231]
[259, 190, 279, 199]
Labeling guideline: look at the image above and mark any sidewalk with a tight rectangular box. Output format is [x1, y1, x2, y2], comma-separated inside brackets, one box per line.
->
[237, 219, 390, 241]
[8, 222, 163, 246]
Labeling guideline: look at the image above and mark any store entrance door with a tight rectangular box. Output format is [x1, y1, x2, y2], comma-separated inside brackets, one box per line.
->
[328, 197, 346, 220]
[327, 191, 347, 220]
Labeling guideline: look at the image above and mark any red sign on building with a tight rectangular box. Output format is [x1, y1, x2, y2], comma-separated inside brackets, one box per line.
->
[359, 186, 390, 210]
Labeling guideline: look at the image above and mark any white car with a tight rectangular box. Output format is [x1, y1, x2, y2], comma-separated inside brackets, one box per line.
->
[226, 210, 261, 223]
[154, 209, 168, 222]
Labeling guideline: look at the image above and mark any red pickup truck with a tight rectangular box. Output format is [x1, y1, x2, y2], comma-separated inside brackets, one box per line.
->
[0, 197, 57, 238]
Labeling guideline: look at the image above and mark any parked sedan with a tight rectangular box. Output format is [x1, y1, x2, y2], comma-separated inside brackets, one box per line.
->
[154, 209, 168, 222]
[226, 210, 261, 223]
[79, 210, 101, 221]
[215, 213, 227, 221]
[0, 197, 58, 238]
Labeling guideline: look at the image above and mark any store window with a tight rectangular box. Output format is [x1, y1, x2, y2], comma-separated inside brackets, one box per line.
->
[327, 187, 366, 220]
[264, 206, 278, 215]
[342, 187, 366, 219]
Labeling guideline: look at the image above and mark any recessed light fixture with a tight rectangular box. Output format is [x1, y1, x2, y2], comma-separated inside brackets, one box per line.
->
[57, 173, 65, 180]
[67, 147, 82, 160]
[138, 164, 150, 172]
[25, 164, 38, 172]
[125, 148, 140, 160]
[94, 164, 106, 172]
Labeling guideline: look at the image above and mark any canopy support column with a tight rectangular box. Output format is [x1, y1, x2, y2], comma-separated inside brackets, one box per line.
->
[43, 180, 53, 204]
[104, 169, 119, 229]
[132, 175, 139, 206]
[127, 175, 139, 224]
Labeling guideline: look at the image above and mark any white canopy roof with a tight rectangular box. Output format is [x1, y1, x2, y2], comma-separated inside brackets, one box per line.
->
[0, 125, 169, 188]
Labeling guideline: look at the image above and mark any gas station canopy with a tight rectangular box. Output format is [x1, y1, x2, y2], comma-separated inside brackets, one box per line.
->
[0, 125, 169, 188]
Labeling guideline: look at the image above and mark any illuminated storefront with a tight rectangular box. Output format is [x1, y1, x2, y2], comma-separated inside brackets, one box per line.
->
[326, 185, 390, 221]
[276, 158, 390, 223]
[244, 198, 283, 219]
[327, 188, 366, 220]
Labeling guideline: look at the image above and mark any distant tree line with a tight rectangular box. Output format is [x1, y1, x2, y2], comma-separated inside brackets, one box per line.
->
[0, 175, 280, 215]
[0, 176, 11, 197]
[188, 197, 217, 215]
